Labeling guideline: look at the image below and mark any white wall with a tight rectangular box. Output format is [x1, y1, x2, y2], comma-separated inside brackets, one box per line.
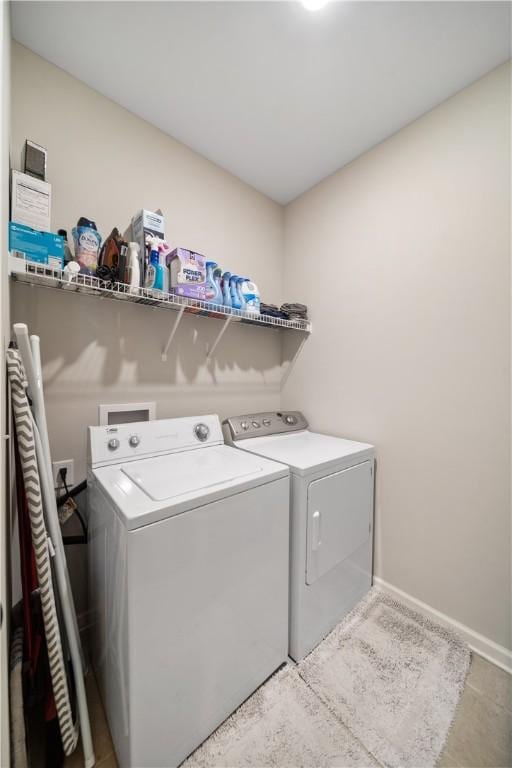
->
[283, 63, 511, 653]
[10, 42, 285, 484]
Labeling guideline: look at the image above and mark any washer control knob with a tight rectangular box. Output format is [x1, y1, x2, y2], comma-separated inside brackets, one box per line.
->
[262, 419, 271, 427]
[108, 438, 120, 451]
[252, 421, 260, 428]
[240, 421, 249, 431]
[285, 415, 297, 425]
[129, 435, 140, 448]
[194, 423, 210, 442]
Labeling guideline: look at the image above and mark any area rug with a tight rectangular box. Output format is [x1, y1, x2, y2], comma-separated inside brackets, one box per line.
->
[184, 664, 377, 767]
[299, 588, 470, 768]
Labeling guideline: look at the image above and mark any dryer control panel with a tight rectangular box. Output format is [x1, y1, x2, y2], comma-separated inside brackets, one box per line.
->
[223, 411, 308, 442]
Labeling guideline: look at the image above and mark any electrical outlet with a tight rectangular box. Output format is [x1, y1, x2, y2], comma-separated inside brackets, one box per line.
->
[52, 459, 74, 490]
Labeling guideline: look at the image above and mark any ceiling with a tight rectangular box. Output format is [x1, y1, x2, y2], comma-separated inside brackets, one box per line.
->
[11, 1, 511, 204]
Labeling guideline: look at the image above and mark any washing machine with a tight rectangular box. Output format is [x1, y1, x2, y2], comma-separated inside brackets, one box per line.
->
[223, 411, 375, 662]
[87, 415, 289, 768]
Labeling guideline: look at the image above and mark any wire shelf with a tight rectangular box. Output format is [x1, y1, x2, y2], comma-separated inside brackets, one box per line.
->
[10, 262, 312, 333]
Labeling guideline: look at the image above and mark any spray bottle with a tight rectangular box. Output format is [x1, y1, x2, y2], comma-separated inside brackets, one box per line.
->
[144, 235, 164, 291]
[126, 242, 140, 294]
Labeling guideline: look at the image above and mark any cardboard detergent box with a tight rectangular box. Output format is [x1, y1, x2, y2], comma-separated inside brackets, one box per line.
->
[167, 247, 206, 300]
[11, 170, 52, 232]
[8, 221, 64, 274]
[131, 209, 165, 285]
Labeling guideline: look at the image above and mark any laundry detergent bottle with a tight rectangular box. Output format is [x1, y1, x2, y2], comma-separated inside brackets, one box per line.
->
[229, 274, 242, 310]
[213, 268, 223, 303]
[126, 242, 140, 293]
[222, 271, 232, 307]
[205, 261, 222, 305]
[240, 278, 261, 314]
[237, 277, 248, 311]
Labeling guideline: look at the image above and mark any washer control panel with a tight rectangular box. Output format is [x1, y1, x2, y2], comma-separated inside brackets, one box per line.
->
[89, 415, 224, 468]
[223, 411, 308, 442]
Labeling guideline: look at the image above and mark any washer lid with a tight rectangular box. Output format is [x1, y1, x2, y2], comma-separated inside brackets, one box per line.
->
[121, 444, 267, 501]
[239, 431, 374, 476]
[92, 444, 289, 529]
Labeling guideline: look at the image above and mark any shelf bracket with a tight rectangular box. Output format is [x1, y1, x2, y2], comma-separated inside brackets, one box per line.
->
[206, 315, 233, 360]
[280, 333, 308, 389]
[161, 306, 185, 361]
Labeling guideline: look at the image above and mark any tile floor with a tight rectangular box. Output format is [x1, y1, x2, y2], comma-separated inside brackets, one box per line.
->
[65, 653, 511, 768]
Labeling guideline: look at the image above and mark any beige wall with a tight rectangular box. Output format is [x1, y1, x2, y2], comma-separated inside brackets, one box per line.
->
[10, 43, 511, 652]
[283, 63, 511, 650]
[10, 43, 285, 484]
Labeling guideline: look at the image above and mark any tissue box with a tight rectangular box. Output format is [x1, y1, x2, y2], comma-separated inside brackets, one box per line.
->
[167, 248, 206, 300]
[8, 222, 64, 274]
[11, 170, 52, 231]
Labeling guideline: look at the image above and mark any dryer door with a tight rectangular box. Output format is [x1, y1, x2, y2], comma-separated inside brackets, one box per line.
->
[306, 461, 373, 585]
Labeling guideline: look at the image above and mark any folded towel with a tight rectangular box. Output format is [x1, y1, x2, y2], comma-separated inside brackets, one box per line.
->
[261, 303, 287, 319]
[280, 303, 308, 320]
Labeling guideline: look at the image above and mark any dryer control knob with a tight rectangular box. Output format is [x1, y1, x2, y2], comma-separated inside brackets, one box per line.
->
[194, 423, 210, 442]
[240, 421, 249, 431]
[108, 438, 120, 451]
[285, 415, 297, 425]
[129, 435, 140, 448]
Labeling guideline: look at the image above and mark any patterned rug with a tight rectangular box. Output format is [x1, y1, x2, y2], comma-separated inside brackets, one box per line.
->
[185, 588, 470, 767]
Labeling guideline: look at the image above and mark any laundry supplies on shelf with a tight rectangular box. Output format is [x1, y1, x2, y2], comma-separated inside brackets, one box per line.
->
[126, 242, 140, 293]
[205, 261, 223, 305]
[229, 274, 242, 309]
[57, 229, 73, 265]
[280, 303, 308, 320]
[167, 247, 207, 300]
[239, 278, 261, 314]
[221, 271, 232, 307]
[98, 227, 128, 283]
[8, 221, 64, 274]
[72, 217, 102, 275]
[131, 209, 165, 285]
[144, 235, 165, 291]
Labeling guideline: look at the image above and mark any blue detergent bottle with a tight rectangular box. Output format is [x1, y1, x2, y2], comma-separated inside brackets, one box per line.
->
[213, 268, 223, 304]
[222, 271, 232, 307]
[237, 277, 247, 311]
[205, 261, 222, 305]
[230, 274, 242, 309]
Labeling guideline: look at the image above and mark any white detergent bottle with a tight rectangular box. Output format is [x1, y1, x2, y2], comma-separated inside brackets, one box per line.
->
[126, 242, 140, 294]
[240, 278, 260, 314]
[237, 277, 247, 311]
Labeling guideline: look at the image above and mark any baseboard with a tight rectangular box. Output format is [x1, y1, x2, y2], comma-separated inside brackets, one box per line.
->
[373, 576, 512, 675]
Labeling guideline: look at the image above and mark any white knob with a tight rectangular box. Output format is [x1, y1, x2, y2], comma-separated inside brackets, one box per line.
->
[108, 438, 120, 451]
[129, 435, 140, 448]
[241, 421, 249, 431]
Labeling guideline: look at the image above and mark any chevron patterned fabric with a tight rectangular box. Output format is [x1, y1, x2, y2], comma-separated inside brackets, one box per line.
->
[7, 348, 78, 757]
